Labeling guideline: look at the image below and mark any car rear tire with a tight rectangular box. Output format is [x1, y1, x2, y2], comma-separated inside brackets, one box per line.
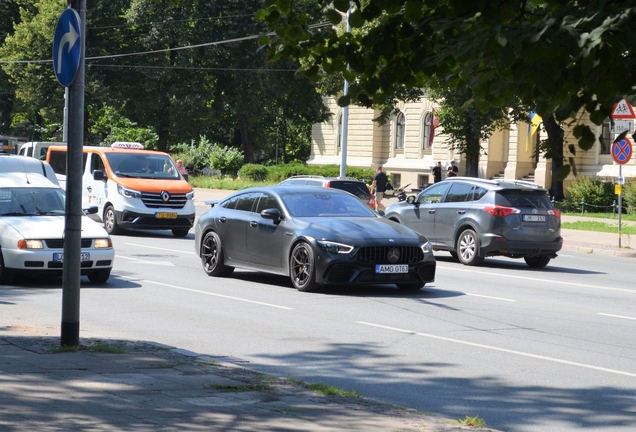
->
[103, 205, 120, 235]
[524, 255, 551, 268]
[87, 269, 110, 283]
[396, 282, 424, 291]
[457, 229, 484, 266]
[290, 242, 320, 292]
[172, 229, 190, 238]
[201, 231, 234, 277]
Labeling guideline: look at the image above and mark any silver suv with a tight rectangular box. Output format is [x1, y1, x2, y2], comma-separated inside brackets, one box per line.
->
[279, 175, 375, 209]
[384, 177, 562, 267]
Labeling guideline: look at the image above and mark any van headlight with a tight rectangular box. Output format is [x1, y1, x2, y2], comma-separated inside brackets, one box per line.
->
[421, 242, 433, 254]
[186, 191, 194, 200]
[117, 184, 142, 199]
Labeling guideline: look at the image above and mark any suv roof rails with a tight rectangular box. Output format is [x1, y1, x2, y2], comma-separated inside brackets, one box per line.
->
[446, 176, 541, 188]
[287, 175, 361, 181]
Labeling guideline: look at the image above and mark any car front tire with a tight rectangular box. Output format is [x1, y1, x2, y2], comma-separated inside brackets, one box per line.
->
[201, 231, 234, 277]
[524, 255, 551, 268]
[456, 229, 484, 266]
[103, 205, 120, 235]
[0, 251, 14, 285]
[87, 269, 110, 283]
[172, 229, 190, 238]
[290, 242, 320, 292]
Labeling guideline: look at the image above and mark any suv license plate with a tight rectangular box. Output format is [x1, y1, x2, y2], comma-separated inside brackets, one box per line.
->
[53, 253, 90, 262]
[376, 264, 409, 274]
[523, 215, 546, 222]
[156, 212, 178, 219]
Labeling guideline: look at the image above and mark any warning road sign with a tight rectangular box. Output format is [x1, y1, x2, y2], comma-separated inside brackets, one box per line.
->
[612, 99, 636, 119]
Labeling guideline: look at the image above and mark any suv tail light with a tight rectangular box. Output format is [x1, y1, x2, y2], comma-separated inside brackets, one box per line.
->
[325, 181, 331, 187]
[548, 208, 561, 218]
[483, 205, 521, 217]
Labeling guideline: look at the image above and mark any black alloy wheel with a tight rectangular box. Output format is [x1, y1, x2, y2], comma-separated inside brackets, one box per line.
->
[201, 231, 234, 277]
[290, 242, 319, 292]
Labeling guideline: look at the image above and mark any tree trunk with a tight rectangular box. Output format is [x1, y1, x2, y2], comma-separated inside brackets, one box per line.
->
[237, 100, 254, 163]
[543, 114, 565, 201]
[464, 136, 481, 177]
[158, 117, 169, 152]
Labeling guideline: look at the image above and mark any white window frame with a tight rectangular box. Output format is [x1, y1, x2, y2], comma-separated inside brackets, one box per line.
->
[395, 111, 405, 150]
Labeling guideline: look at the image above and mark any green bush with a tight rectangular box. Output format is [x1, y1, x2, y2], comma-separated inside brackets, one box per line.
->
[171, 136, 243, 175]
[622, 179, 636, 214]
[564, 176, 615, 213]
[240, 164, 269, 181]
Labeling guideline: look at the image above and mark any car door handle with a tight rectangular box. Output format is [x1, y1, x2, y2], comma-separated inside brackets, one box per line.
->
[250, 221, 258, 227]
[428, 210, 436, 214]
[219, 217, 226, 223]
[87, 186, 92, 193]
[457, 210, 466, 215]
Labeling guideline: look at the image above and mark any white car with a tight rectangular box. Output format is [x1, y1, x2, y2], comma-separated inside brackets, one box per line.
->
[0, 172, 114, 284]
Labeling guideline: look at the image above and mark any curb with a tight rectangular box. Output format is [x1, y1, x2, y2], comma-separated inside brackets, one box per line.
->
[561, 244, 636, 258]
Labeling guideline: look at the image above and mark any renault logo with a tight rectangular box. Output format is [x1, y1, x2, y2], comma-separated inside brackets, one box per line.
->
[161, 191, 170, 202]
[387, 248, 400, 263]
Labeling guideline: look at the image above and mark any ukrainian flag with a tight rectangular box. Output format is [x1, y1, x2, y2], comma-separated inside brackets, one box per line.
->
[526, 111, 542, 152]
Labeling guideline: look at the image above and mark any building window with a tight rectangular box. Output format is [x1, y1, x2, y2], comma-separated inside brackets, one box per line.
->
[422, 112, 432, 150]
[601, 120, 612, 154]
[418, 174, 429, 189]
[395, 112, 405, 149]
[336, 112, 343, 150]
[391, 173, 401, 189]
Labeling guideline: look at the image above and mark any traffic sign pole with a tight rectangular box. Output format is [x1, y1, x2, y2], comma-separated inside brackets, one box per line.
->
[619, 165, 622, 248]
[60, 0, 85, 347]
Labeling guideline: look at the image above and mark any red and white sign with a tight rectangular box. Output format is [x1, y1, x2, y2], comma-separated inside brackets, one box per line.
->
[612, 99, 636, 119]
[612, 137, 633, 165]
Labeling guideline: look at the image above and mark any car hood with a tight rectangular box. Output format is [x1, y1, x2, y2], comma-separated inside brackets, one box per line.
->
[292, 216, 428, 244]
[1, 216, 109, 238]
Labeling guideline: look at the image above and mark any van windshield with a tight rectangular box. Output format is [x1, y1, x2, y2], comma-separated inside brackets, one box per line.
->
[105, 153, 181, 179]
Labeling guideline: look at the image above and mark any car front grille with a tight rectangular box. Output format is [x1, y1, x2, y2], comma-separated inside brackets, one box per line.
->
[355, 246, 424, 264]
[45, 239, 93, 249]
[141, 192, 188, 209]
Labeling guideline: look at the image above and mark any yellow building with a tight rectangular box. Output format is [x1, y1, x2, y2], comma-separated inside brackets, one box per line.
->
[310, 96, 636, 193]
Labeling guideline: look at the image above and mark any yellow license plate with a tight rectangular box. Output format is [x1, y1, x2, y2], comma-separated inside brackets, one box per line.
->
[156, 212, 178, 219]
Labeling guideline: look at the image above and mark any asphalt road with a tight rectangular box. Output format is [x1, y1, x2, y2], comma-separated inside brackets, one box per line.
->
[2, 204, 636, 431]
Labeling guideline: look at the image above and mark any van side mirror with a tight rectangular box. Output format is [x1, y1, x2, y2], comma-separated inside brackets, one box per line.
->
[93, 169, 105, 181]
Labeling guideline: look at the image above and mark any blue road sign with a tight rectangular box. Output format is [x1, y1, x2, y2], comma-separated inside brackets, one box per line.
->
[612, 138, 633, 165]
[52, 8, 81, 87]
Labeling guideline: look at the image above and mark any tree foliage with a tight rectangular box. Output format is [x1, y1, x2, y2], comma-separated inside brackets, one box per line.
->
[258, 0, 636, 152]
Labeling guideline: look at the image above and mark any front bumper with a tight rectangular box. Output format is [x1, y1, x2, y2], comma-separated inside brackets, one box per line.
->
[115, 209, 195, 231]
[3, 247, 114, 273]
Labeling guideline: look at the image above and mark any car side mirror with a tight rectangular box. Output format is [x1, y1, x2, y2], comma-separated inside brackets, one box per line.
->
[406, 195, 417, 205]
[83, 205, 98, 215]
[261, 208, 282, 224]
[93, 169, 106, 181]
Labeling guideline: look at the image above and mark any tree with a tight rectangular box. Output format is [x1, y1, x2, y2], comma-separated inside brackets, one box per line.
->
[258, 0, 636, 161]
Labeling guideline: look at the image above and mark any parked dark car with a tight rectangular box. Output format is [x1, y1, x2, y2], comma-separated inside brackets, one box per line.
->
[194, 186, 436, 291]
[279, 175, 376, 209]
[384, 178, 562, 268]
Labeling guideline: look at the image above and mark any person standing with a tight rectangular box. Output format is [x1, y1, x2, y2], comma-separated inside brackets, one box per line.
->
[447, 166, 457, 177]
[371, 165, 388, 211]
[449, 160, 459, 175]
[432, 161, 442, 183]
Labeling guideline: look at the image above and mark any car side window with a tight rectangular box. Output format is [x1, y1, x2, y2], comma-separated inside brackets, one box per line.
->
[306, 180, 322, 186]
[471, 186, 488, 201]
[255, 193, 282, 214]
[418, 183, 450, 204]
[221, 195, 239, 209]
[444, 182, 473, 203]
[90, 154, 106, 174]
[235, 193, 258, 212]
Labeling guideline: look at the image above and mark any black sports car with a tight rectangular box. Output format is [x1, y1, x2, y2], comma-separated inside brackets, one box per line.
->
[194, 186, 436, 292]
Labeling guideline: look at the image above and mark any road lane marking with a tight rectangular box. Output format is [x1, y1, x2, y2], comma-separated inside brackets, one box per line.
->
[356, 321, 636, 378]
[124, 278, 294, 310]
[124, 243, 197, 255]
[115, 255, 174, 266]
[598, 313, 636, 321]
[437, 265, 636, 294]
[465, 293, 516, 302]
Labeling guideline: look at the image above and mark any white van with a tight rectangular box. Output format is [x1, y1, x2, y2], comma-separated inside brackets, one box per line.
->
[0, 153, 60, 186]
[47, 143, 195, 237]
[18, 141, 66, 160]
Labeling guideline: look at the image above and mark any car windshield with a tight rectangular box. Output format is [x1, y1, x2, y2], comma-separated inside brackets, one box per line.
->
[0, 188, 65, 216]
[283, 192, 375, 217]
[106, 153, 181, 179]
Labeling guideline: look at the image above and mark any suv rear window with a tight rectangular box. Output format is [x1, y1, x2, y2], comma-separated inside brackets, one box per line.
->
[495, 190, 552, 209]
[328, 181, 369, 200]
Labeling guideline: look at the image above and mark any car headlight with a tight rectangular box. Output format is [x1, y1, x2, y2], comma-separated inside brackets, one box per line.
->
[186, 191, 194, 200]
[317, 240, 354, 254]
[117, 184, 142, 199]
[94, 238, 113, 248]
[18, 239, 44, 249]
[421, 242, 433, 254]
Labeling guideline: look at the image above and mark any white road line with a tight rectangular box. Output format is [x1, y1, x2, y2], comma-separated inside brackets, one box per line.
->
[124, 243, 197, 255]
[356, 321, 636, 378]
[598, 313, 636, 321]
[122, 277, 294, 310]
[115, 255, 174, 266]
[465, 293, 516, 302]
[437, 265, 636, 294]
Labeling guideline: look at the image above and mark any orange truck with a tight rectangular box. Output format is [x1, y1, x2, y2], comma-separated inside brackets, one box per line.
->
[47, 142, 195, 237]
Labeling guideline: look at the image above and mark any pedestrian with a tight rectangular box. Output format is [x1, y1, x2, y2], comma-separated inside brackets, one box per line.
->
[202, 163, 214, 176]
[371, 165, 388, 211]
[176, 159, 189, 182]
[432, 161, 442, 183]
[449, 160, 459, 174]
[447, 166, 457, 177]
